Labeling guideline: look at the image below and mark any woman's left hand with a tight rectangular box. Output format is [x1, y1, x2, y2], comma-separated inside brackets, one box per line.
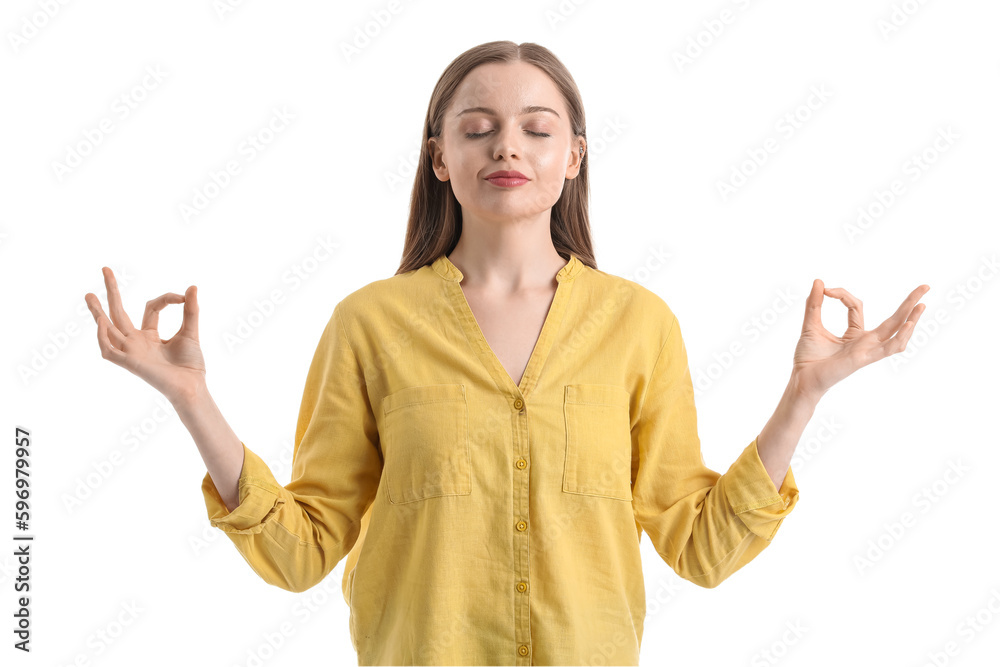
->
[791, 279, 930, 401]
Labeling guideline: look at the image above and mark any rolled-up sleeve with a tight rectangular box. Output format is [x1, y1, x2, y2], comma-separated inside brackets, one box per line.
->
[631, 311, 799, 589]
[202, 444, 285, 534]
[719, 434, 799, 542]
[200, 300, 383, 593]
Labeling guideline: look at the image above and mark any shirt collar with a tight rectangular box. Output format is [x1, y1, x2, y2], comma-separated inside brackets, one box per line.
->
[431, 252, 584, 283]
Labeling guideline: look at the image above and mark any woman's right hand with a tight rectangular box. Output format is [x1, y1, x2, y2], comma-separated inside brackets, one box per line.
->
[85, 267, 207, 406]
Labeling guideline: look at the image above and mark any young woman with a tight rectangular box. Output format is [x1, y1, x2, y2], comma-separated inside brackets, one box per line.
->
[85, 40, 929, 665]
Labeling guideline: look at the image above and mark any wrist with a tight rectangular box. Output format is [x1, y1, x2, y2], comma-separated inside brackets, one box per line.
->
[788, 369, 824, 409]
[171, 377, 211, 413]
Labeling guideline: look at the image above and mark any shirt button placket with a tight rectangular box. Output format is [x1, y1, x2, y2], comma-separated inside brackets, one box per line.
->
[513, 394, 530, 663]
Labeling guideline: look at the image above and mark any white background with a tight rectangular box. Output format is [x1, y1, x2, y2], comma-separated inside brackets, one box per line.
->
[3, 1, 999, 665]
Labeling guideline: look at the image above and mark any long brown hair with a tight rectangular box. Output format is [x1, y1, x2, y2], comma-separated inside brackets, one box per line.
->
[394, 40, 596, 276]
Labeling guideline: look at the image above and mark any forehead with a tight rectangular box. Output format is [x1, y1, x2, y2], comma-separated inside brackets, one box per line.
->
[450, 61, 564, 116]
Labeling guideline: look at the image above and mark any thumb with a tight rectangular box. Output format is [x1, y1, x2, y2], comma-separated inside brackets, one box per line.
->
[801, 278, 825, 335]
[180, 285, 200, 341]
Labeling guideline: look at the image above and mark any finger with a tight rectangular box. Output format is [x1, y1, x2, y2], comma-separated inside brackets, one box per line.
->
[85, 292, 127, 348]
[822, 287, 864, 332]
[84, 292, 102, 324]
[97, 314, 128, 368]
[102, 267, 136, 332]
[178, 285, 200, 342]
[801, 279, 829, 335]
[880, 302, 926, 357]
[142, 292, 186, 331]
[873, 284, 931, 342]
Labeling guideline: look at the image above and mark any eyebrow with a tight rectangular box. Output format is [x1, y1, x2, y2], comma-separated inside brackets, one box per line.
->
[455, 105, 561, 119]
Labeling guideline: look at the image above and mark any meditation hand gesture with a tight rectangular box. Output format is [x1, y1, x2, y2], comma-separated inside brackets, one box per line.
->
[791, 279, 930, 401]
[84, 267, 206, 405]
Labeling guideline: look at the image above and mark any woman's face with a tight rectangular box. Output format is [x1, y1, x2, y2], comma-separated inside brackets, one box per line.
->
[429, 61, 585, 225]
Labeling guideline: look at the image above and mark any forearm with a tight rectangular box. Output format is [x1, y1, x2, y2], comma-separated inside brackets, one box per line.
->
[755, 371, 821, 493]
[173, 379, 245, 512]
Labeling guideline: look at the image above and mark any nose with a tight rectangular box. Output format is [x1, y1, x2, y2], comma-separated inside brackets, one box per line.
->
[491, 123, 521, 161]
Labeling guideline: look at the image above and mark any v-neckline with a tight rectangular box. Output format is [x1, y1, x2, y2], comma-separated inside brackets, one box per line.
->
[433, 252, 583, 398]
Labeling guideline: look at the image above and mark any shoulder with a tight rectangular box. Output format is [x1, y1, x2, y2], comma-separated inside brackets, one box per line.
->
[328, 262, 438, 332]
[576, 262, 678, 340]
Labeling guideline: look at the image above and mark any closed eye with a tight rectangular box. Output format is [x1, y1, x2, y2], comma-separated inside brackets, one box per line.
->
[465, 130, 551, 139]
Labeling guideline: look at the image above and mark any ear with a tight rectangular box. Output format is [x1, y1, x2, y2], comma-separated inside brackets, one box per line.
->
[428, 137, 450, 182]
[565, 138, 586, 180]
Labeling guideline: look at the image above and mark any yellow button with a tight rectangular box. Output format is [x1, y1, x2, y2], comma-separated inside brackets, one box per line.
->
[518, 645, 529, 656]
[516, 520, 527, 531]
[515, 458, 527, 469]
[513, 398, 524, 410]
[516, 582, 528, 593]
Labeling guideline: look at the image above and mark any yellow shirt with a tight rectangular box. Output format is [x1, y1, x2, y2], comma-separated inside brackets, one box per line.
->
[201, 252, 800, 666]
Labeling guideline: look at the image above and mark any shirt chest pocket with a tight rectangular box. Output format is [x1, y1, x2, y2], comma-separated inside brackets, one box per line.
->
[562, 384, 633, 501]
[381, 383, 472, 505]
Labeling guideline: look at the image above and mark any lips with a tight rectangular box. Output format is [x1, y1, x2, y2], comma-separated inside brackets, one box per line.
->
[485, 170, 530, 187]
[485, 170, 529, 180]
